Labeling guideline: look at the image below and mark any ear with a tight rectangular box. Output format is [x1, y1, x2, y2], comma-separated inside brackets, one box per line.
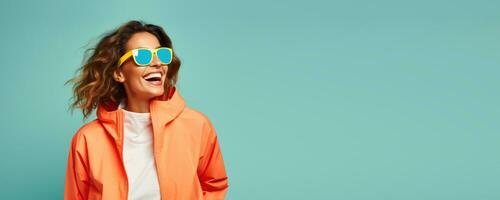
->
[113, 69, 125, 82]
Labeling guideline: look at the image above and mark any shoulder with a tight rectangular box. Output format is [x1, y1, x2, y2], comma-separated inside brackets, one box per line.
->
[69, 119, 104, 147]
[179, 106, 214, 126]
[178, 106, 218, 136]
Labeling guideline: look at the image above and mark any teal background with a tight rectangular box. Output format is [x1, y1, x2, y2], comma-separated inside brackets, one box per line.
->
[0, 0, 499, 199]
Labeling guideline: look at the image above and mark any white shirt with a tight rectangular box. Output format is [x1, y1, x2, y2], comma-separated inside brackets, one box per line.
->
[119, 102, 161, 200]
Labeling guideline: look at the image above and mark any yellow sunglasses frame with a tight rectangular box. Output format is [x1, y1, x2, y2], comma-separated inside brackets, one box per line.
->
[118, 47, 173, 66]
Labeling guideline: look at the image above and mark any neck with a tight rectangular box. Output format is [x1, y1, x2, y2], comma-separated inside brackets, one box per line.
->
[123, 96, 151, 113]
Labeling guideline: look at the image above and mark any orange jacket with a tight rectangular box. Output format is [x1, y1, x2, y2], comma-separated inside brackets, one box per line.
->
[64, 87, 229, 200]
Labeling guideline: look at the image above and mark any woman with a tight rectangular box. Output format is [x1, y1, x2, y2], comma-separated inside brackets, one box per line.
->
[64, 20, 229, 200]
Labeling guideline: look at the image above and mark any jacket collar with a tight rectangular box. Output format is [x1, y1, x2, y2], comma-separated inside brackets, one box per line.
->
[96, 86, 185, 143]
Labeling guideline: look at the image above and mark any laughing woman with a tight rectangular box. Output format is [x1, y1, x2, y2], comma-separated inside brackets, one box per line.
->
[64, 20, 229, 200]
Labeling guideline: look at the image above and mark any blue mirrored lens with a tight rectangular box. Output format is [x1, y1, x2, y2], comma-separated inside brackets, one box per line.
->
[157, 48, 172, 64]
[134, 49, 152, 65]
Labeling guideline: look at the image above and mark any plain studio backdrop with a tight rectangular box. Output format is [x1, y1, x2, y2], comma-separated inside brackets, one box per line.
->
[0, 0, 499, 199]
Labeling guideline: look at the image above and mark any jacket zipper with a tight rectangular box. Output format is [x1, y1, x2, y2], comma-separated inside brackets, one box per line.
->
[118, 110, 129, 200]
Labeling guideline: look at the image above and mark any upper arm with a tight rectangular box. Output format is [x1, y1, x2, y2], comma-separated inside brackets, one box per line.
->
[64, 131, 90, 200]
[197, 117, 229, 199]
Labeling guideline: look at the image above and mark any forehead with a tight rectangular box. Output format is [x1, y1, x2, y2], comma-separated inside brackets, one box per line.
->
[125, 32, 161, 51]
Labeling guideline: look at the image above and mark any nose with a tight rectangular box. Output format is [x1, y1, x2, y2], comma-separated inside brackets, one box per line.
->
[149, 52, 162, 67]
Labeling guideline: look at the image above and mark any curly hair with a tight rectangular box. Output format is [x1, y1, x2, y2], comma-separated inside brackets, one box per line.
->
[65, 20, 181, 121]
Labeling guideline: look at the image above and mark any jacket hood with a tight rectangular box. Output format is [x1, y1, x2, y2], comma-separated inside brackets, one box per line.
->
[96, 86, 186, 144]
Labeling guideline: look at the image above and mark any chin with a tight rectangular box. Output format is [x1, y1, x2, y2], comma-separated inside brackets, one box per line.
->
[145, 88, 164, 98]
[141, 80, 165, 97]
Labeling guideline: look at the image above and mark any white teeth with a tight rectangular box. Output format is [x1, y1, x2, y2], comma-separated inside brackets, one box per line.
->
[143, 72, 162, 79]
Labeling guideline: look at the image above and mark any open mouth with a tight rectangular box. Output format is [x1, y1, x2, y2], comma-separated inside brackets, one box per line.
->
[143, 72, 163, 86]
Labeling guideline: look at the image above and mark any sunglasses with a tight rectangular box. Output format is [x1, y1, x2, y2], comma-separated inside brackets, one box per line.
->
[118, 47, 173, 66]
